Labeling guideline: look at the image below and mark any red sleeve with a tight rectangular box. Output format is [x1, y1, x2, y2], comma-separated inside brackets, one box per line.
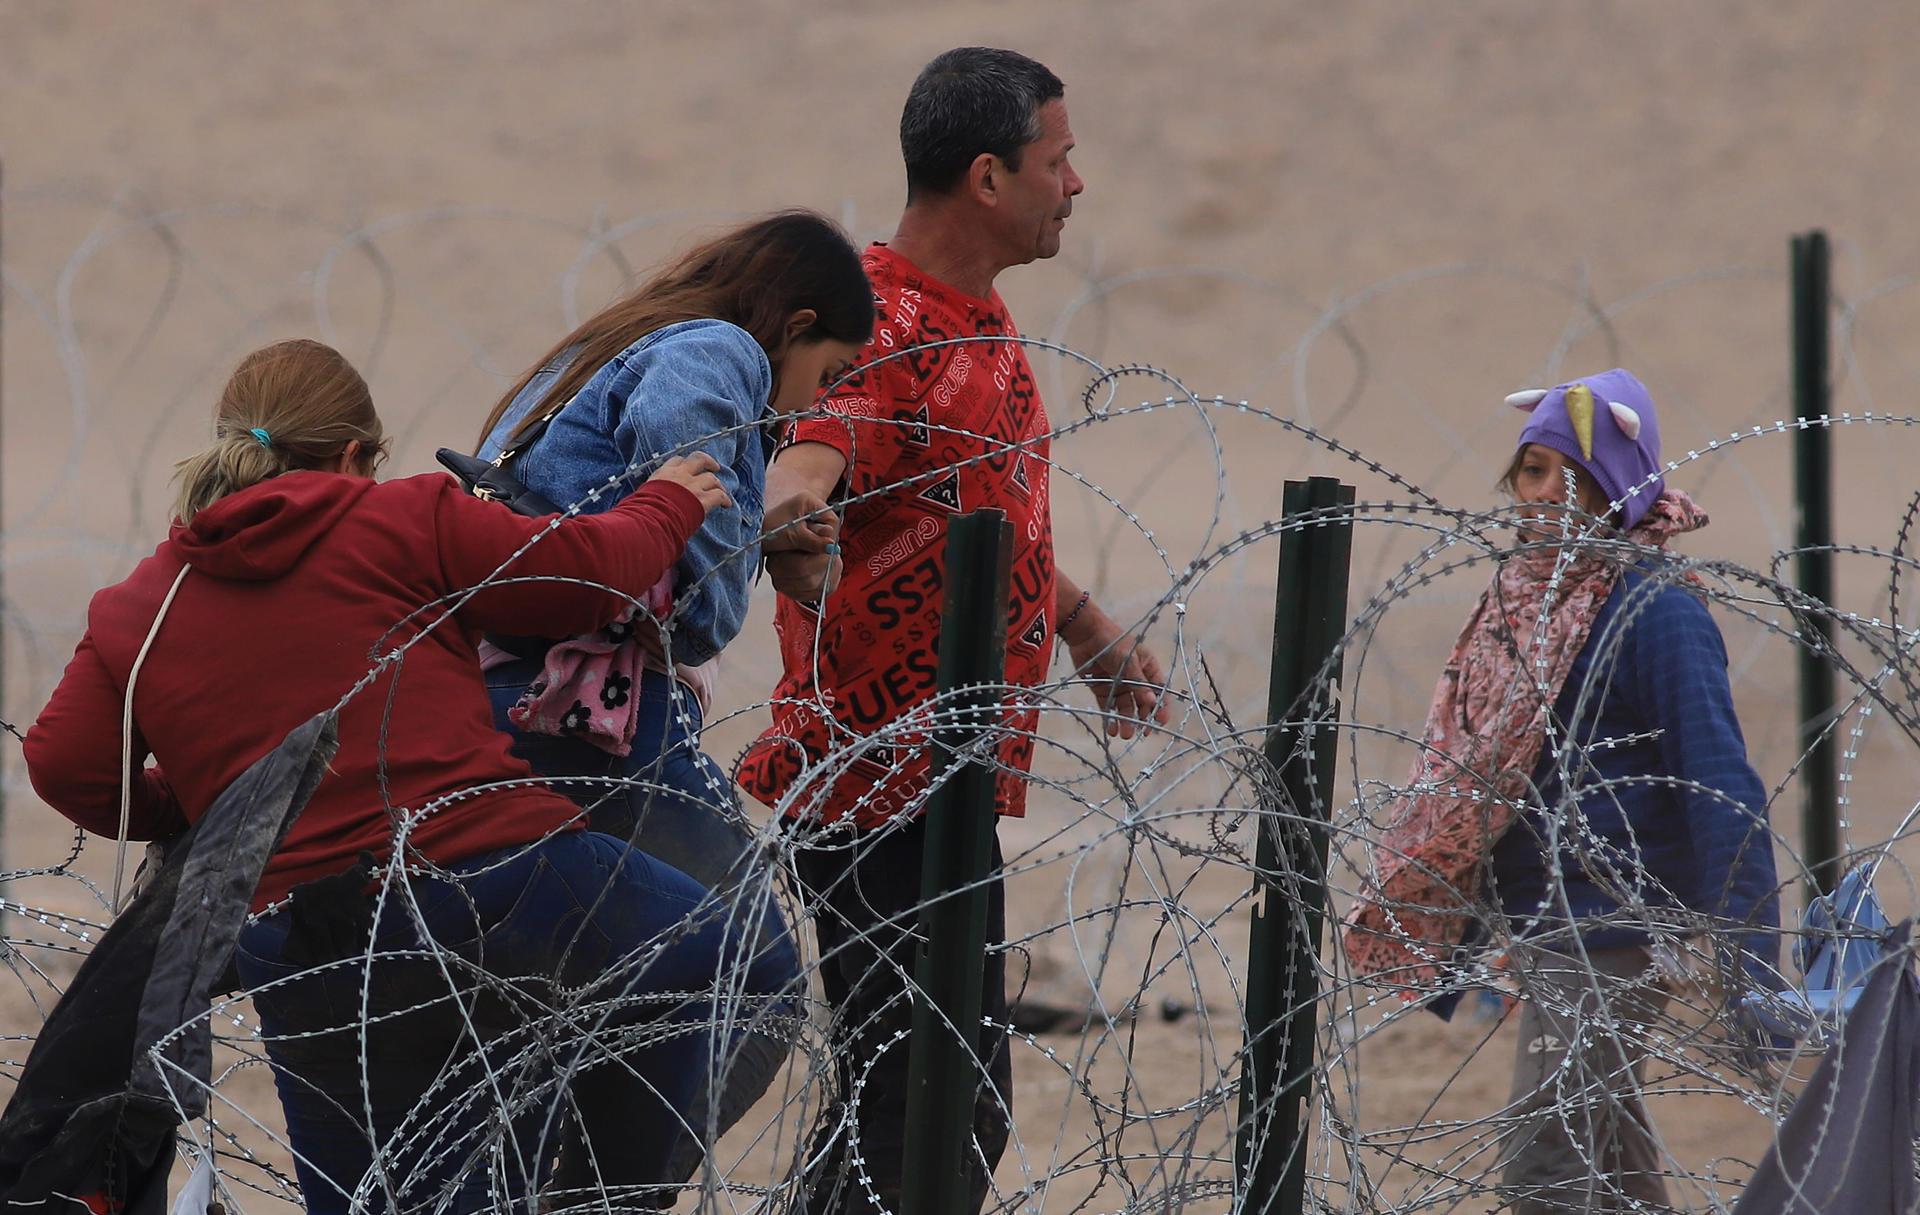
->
[788, 358, 919, 498]
[433, 476, 706, 636]
[23, 631, 188, 840]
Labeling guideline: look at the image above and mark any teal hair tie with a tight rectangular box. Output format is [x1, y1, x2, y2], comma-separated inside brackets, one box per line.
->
[249, 427, 272, 448]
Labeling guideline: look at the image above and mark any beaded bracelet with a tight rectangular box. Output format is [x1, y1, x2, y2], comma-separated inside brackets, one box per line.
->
[1057, 589, 1092, 636]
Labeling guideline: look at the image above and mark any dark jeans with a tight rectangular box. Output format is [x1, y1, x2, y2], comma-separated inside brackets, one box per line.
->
[234, 830, 788, 1213]
[486, 659, 803, 1188]
[789, 816, 1013, 1215]
[485, 658, 760, 893]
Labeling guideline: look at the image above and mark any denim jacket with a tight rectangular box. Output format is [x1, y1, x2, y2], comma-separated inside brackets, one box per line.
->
[480, 318, 772, 666]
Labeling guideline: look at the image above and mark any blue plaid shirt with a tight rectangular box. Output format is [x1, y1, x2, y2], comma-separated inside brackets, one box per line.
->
[1488, 571, 1781, 966]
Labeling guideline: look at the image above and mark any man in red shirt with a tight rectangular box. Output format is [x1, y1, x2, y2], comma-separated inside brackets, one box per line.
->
[738, 47, 1167, 1215]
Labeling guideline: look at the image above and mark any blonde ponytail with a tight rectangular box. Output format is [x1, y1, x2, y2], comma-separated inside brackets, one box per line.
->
[170, 339, 387, 524]
[171, 432, 285, 524]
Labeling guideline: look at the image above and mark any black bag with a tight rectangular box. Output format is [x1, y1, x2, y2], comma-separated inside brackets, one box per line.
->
[436, 399, 574, 660]
[434, 396, 567, 518]
[433, 448, 561, 516]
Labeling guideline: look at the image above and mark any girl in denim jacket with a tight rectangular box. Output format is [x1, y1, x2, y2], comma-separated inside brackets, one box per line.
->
[472, 211, 873, 1187]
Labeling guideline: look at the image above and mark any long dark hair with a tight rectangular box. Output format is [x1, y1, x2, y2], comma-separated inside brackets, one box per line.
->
[478, 210, 873, 449]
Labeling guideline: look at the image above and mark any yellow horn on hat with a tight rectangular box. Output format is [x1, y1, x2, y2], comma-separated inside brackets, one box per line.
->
[1564, 383, 1595, 460]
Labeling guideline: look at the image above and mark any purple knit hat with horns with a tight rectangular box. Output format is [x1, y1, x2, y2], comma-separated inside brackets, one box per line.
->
[1508, 367, 1665, 530]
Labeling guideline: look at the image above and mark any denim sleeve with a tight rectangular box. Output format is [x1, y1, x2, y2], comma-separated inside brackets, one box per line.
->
[1633, 586, 1781, 970]
[613, 322, 770, 665]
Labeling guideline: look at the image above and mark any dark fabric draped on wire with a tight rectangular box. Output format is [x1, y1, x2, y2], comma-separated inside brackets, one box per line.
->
[0, 710, 338, 1213]
[1734, 920, 1920, 1215]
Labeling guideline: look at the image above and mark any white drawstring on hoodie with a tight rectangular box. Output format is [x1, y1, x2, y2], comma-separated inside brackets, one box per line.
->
[114, 564, 191, 912]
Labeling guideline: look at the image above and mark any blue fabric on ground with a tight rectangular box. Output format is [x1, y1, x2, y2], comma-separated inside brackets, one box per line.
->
[1732, 935, 1920, 1215]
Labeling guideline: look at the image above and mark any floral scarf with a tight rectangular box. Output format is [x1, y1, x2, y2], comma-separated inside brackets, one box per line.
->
[1340, 490, 1708, 994]
[477, 571, 717, 756]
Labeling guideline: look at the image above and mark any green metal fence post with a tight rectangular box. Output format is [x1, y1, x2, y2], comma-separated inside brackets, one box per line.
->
[1792, 230, 1839, 896]
[1236, 477, 1355, 1215]
[900, 508, 1012, 1215]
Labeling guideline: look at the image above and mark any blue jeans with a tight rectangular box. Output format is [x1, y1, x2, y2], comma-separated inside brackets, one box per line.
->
[234, 831, 792, 1213]
[485, 658, 755, 891]
[485, 660, 802, 1184]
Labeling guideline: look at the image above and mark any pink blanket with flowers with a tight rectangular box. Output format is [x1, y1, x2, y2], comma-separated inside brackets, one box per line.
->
[1340, 491, 1707, 994]
[478, 570, 716, 756]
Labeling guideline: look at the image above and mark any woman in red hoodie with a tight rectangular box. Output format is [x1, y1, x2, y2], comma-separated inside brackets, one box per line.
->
[23, 339, 783, 1211]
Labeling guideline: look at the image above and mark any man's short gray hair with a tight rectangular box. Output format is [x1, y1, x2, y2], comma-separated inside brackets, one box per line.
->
[900, 47, 1064, 199]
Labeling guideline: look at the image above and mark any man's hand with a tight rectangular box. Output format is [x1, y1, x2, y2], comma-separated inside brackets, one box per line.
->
[1062, 598, 1171, 739]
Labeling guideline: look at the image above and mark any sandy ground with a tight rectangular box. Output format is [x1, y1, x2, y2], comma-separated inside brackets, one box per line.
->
[7, 2, 1920, 1210]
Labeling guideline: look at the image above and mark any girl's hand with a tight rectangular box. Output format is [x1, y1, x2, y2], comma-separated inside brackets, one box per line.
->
[767, 548, 842, 603]
[761, 489, 841, 554]
[649, 453, 732, 516]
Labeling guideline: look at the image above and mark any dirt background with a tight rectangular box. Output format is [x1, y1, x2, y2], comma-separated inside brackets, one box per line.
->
[6, 2, 1920, 1210]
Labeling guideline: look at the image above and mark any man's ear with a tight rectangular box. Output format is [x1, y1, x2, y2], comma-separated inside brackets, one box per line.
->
[966, 152, 999, 206]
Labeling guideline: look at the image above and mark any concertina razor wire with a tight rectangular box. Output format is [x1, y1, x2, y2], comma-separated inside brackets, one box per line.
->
[5, 193, 1920, 1212]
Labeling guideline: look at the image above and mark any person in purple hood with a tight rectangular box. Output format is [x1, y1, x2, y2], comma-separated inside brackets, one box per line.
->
[1345, 369, 1781, 1213]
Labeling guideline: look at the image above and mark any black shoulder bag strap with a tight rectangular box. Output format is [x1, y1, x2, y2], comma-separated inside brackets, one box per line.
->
[435, 394, 576, 660]
[434, 393, 568, 518]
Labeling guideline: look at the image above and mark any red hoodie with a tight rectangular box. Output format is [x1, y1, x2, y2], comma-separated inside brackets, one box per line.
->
[24, 470, 706, 908]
